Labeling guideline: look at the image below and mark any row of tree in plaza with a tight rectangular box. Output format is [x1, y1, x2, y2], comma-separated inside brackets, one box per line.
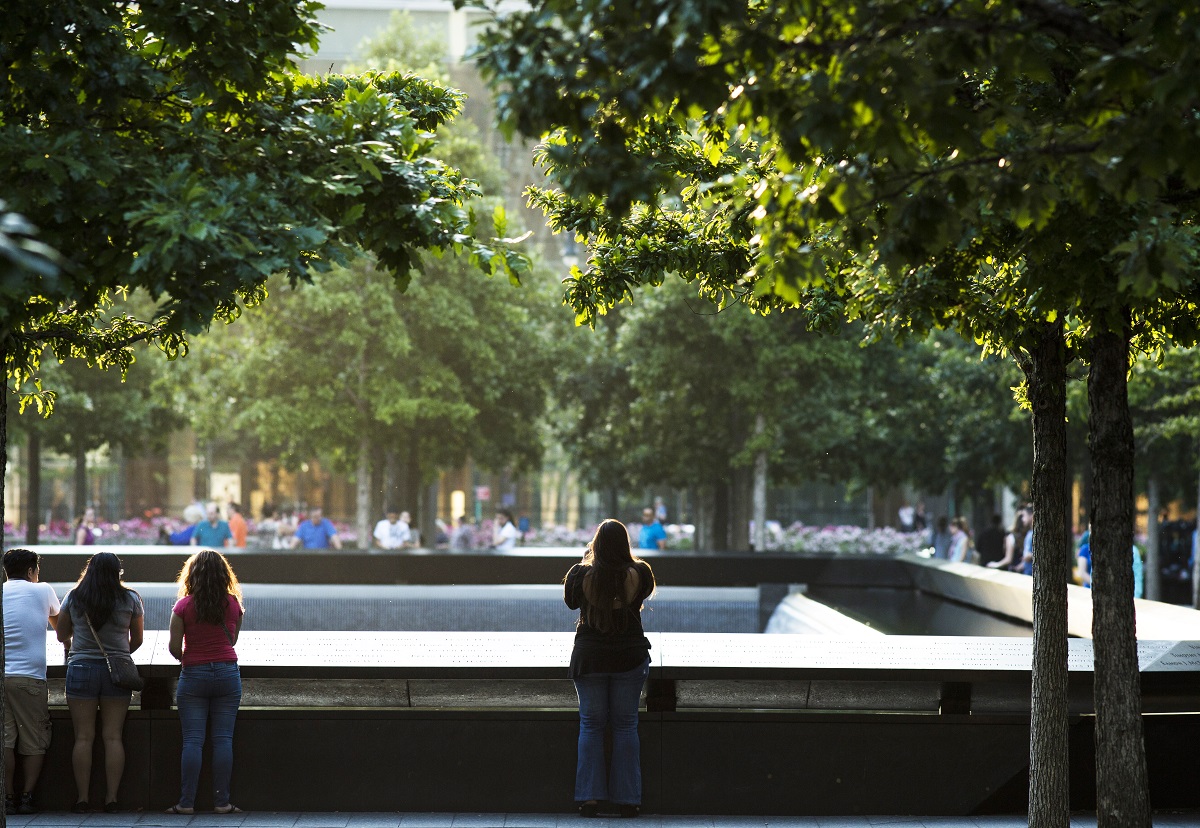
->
[9, 282, 1198, 558]
[5, 6, 1200, 564]
[465, 0, 1200, 826]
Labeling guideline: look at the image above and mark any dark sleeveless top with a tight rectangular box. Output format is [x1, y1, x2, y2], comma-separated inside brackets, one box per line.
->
[563, 562, 653, 678]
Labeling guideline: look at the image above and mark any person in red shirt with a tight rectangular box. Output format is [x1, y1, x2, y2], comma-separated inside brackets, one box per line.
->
[226, 503, 248, 549]
[165, 550, 244, 815]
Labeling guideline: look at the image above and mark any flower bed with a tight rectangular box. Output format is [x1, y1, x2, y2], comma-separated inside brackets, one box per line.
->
[4, 516, 925, 556]
[770, 522, 927, 555]
[521, 522, 923, 555]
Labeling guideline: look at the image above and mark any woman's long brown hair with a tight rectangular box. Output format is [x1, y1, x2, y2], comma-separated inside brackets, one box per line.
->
[177, 549, 243, 625]
[576, 519, 655, 634]
[73, 552, 133, 627]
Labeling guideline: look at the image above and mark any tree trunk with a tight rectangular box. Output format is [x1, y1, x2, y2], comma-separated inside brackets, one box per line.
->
[1144, 476, 1160, 602]
[1079, 449, 1093, 530]
[199, 440, 214, 503]
[692, 485, 714, 552]
[296, 462, 307, 511]
[269, 461, 280, 511]
[25, 428, 40, 545]
[422, 479, 439, 551]
[752, 414, 767, 552]
[370, 451, 384, 528]
[73, 441, 87, 519]
[355, 431, 371, 550]
[729, 466, 751, 551]
[1024, 322, 1071, 828]
[1193, 450, 1200, 610]
[404, 437, 421, 517]
[2, 343, 10, 821]
[713, 477, 730, 551]
[972, 483, 993, 543]
[1088, 326, 1151, 828]
[383, 448, 400, 512]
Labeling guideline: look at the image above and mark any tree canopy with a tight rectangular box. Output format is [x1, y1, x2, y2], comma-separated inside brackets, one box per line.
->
[1, 0, 527, 399]
[470, 0, 1200, 343]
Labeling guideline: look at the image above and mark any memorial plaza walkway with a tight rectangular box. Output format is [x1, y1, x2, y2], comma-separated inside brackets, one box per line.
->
[4, 812, 1200, 827]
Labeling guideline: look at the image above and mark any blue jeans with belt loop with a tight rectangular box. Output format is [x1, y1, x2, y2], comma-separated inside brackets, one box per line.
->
[175, 662, 242, 809]
[572, 657, 650, 805]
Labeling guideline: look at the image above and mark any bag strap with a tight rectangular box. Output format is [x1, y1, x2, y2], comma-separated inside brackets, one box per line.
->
[82, 613, 110, 658]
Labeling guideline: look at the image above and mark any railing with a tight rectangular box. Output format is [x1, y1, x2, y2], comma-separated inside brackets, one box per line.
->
[43, 630, 1200, 713]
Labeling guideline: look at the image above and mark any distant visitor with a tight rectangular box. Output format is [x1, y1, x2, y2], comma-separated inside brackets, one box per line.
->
[374, 508, 413, 550]
[291, 508, 342, 550]
[637, 507, 667, 551]
[492, 509, 519, 551]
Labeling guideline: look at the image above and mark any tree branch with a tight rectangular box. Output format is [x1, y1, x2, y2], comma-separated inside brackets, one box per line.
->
[8, 323, 167, 352]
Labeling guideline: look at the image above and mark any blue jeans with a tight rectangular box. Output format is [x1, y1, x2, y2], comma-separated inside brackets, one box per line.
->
[175, 662, 242, 808]
[573, 657, 649, 805]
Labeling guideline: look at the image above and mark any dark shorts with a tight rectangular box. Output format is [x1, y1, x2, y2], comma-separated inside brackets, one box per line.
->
[65, 658, 133, 701]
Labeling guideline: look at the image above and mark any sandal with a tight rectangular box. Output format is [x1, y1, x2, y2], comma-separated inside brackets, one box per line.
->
[165, 805, 195, 815]
[214, 804, 244, 814]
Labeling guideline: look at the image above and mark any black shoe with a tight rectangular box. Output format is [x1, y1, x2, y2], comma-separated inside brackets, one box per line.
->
[5, 794, 14, 816]
[578, 802, 599, 818]
[104, 801, 120, 813]
[618, 804, 640, 818]
[71, 801, 90, 814]
[16, 792, 35, 814]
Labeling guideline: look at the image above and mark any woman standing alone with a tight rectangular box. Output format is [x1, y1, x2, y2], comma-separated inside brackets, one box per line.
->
[563, 519, 655, 818]
[165, 550, 244, 814]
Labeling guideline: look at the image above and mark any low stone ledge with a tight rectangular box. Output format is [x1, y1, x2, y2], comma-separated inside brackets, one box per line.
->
[37, 631, 1200, 715]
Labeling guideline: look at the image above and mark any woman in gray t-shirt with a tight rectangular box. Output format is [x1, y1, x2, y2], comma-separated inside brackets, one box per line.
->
[56, 552, 144, 814]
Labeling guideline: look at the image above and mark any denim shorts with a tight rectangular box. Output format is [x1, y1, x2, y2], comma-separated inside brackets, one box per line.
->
[65, 657, 133, 701]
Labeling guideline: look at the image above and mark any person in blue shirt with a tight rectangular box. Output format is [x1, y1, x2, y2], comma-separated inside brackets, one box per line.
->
[1077, 526, 1144, 598]
[191, 503, 233, 548]
[637, 507, 667, 551]
[1077, 535, 1092, 587]
[291, 508, 342, 550]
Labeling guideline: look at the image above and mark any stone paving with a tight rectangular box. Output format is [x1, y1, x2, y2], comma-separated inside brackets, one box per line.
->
[5, 813, 1200, 828]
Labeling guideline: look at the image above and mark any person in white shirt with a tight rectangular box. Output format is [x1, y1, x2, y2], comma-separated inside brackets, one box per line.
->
[373, 509, 412, 550]
[3, 548, 61, 815]
[492, 509, 520, 551]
